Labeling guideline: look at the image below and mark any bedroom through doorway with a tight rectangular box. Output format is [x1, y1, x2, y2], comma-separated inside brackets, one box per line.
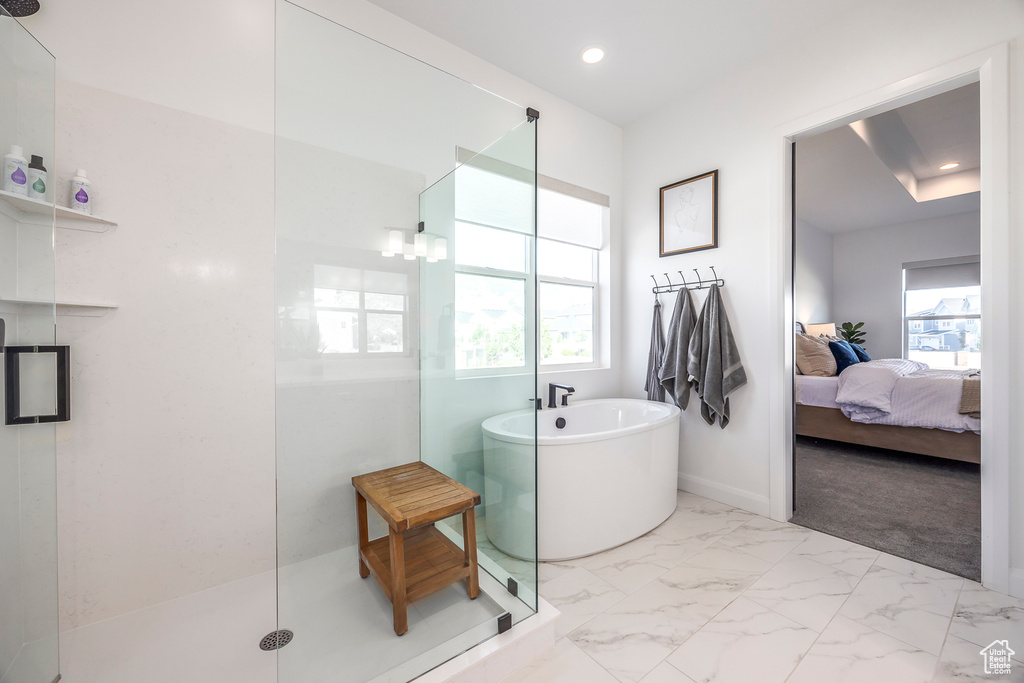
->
[790, 83, 982, 580]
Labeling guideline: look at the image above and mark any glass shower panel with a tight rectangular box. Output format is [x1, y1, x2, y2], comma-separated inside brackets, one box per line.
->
[0, 11, 59, 683]
[420, 121, 539, 619]
[275, 2, 533, 681]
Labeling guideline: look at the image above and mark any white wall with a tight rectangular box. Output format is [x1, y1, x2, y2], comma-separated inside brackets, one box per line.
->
[794, 220, 833, 327]
[621, 0, 1024, 558]
[832, 212, 980, 360]
[19, 0, 624, 639]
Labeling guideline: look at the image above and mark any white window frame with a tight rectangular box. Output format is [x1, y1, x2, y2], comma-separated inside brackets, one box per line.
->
[453, 220, 535, 377]
[538, 237, 599, 371]
[448, 161, 609, 377]
[901, 280, 981, 359]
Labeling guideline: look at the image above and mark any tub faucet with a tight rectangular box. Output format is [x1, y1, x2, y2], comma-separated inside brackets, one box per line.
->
[548, 383, 575, 408]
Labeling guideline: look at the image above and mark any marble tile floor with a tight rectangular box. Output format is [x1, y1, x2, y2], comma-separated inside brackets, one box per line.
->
[502, 491, 1024, 683]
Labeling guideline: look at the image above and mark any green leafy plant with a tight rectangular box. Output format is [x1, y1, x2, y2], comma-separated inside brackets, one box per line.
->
[840, 321, 866, 346]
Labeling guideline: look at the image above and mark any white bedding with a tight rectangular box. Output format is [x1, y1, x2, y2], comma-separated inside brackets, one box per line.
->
[795, 375, 840, 409]
[835, 359, 980, 433]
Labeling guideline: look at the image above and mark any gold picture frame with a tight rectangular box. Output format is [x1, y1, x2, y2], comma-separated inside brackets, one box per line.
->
[660, 169, 718, 257]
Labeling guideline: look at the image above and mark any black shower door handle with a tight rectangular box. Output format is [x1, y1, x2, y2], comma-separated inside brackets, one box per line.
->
[4, 345, 71, 425]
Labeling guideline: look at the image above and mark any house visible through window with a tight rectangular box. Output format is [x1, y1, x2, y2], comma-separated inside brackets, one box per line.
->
[903, 256, 980, 370]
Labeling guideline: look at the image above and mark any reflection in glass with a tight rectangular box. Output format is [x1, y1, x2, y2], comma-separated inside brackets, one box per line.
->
[367, 312, 403, 352]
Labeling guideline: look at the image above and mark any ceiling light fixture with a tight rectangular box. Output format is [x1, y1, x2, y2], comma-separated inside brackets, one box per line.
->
[580, 45, 605, 64]
[939, 162, 960, 171]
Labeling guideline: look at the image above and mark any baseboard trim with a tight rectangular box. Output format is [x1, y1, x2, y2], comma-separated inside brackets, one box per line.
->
[678, 472, 770, 517]
[1008, 568, 1024, 599]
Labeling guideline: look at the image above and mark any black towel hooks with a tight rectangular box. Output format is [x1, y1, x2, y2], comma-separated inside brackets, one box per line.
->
[649, 266, 725, 295]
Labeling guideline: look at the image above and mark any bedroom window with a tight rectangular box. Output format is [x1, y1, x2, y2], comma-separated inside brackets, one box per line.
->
[903, 256, 980, 370]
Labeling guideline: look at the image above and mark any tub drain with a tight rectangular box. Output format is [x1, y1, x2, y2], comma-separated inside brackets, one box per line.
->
[556, 417, 566, 429]
[260, 629, 294, 651]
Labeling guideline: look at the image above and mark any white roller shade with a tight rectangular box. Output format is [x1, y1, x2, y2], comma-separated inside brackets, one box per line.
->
[904, 255, 980, 290]
[456, 147, 609, 247]
[538, 188, 605, 249]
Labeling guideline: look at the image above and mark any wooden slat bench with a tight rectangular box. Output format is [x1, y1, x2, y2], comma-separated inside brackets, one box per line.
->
[352, 461, 481, 636]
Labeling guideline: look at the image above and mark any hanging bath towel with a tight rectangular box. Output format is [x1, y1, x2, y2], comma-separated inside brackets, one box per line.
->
[645, 299, 666, 402]
[659, 287, 696, 409]
[686, 284, 747, 428]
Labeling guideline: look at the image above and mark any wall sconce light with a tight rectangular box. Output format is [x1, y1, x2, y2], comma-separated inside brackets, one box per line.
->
[383, 229, 404, 257]
[381, 228, 448, 261]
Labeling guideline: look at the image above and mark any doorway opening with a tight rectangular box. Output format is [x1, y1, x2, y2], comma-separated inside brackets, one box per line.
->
[770, 45, 1011, 594]
[790, 84, 982, 579]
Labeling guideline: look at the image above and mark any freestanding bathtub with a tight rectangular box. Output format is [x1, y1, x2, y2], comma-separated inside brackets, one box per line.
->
[481, 398, 681, 561]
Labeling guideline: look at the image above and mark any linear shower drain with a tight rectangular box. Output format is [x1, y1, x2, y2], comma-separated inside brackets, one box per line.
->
[259, 629, 294, 651]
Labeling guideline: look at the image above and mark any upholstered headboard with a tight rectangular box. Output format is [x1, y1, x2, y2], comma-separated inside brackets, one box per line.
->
[805, 322, 838, 338]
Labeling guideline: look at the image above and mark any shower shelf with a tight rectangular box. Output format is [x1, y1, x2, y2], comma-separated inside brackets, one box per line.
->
[0, 190, 118, 232]
[0, 296, 119, 317]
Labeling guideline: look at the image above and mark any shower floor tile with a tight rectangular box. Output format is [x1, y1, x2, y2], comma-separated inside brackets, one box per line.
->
[60, 545, 507, 683]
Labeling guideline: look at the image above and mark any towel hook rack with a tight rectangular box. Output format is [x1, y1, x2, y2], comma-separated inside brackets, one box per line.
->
[710, 265, 724, 287]
[649, 267, 725, 296]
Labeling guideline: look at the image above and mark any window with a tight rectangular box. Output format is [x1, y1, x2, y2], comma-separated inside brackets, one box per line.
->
[539, 239, 597, 365]
[903, 256, 980, 370]
[314, 265, 408, 355]
[451, 157, 608, 373]
[453, 222, 530, 371]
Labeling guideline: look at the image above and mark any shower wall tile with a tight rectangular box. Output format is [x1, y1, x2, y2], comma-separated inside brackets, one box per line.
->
[54, 80, 278, 631]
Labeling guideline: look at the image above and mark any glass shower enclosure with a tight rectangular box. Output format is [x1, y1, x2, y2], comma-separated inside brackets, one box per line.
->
[274, 2, 538, 680]
[0, 10, 60, 683]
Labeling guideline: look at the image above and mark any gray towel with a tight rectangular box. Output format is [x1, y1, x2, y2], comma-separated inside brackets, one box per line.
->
[659, 288, 696, 409]
[645, 299, 666, 401]
[686, 284, 746, 427]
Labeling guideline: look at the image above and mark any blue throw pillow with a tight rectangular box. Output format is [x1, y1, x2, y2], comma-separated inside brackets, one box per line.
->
[849, 343, 871, 363]
[828, 340, 861, 374]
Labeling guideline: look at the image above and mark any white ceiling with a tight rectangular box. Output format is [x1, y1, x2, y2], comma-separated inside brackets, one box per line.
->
[796, 83, 980, 234]
[364, 0, 862, 126]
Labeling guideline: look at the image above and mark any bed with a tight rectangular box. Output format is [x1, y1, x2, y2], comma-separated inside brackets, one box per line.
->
[794, 324, 980, 464]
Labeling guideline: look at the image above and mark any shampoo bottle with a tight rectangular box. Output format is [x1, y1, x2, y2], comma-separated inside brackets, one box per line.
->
[28, 155, 47, 201]
[69, 168, 91, 214]
[3, 145, 29, 196]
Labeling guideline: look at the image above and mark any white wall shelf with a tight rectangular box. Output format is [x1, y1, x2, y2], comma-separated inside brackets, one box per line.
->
[0, 296, 119, 317]
[0, 189, 118, 232]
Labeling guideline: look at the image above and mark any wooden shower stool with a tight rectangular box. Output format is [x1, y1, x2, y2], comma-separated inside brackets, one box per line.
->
[352, 462, 481, 636]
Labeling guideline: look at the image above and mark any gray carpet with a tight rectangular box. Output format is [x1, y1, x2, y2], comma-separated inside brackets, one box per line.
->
[790, 436, 980, 581]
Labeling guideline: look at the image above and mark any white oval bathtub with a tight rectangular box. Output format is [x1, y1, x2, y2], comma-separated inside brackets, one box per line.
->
[481, 398, 680, 561]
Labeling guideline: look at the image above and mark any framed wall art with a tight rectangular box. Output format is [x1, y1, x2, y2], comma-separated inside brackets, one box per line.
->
[659, 169, 718, 257]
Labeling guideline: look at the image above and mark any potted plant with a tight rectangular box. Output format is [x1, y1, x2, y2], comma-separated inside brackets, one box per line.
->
[839, 321, 866, 346]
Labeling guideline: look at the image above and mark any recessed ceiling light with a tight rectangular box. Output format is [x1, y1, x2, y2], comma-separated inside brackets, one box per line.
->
[939, 162, 960, 170]
[580, 45, 605, 64]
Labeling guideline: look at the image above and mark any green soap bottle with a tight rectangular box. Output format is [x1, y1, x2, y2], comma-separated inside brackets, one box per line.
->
[28, 155, 47, 201]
